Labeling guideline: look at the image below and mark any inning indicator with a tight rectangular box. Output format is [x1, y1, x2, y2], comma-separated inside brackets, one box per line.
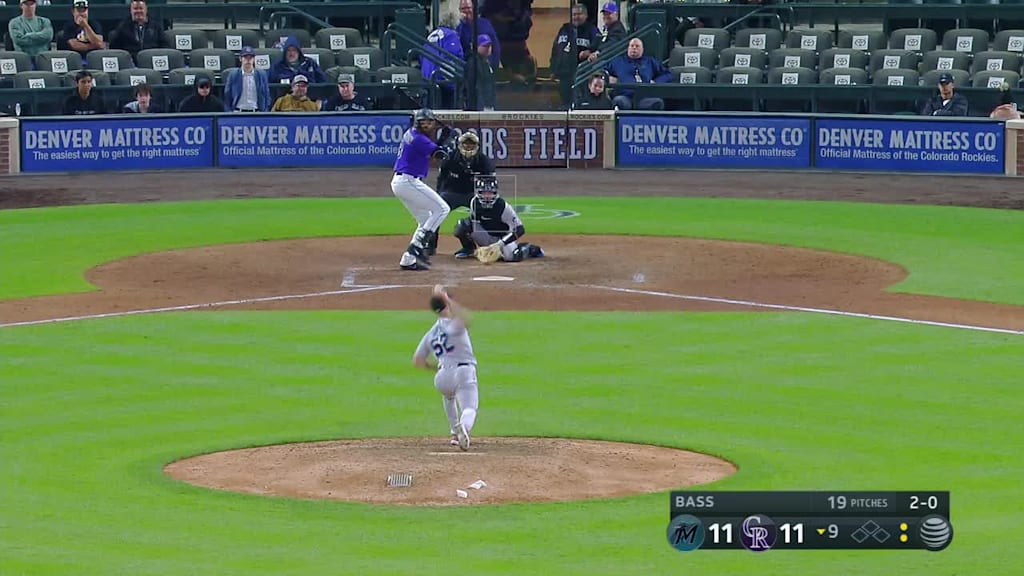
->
[667, 491, 952, 552]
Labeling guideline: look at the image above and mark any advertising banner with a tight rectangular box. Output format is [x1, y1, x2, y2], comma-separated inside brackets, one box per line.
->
[21, 117, 214, 172]
[816, 118, 1004, 174]
[437, 112, 607, 168]
[217, 114, 411, 167]
[617, 115, 812, 168]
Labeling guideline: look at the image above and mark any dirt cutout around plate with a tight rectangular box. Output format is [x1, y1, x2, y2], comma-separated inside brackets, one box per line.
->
[164, 437, 737, 506]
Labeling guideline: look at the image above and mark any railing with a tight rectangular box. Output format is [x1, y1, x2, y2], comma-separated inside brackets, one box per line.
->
[258, 4, 332, 35]
[572, 22, 666, 92]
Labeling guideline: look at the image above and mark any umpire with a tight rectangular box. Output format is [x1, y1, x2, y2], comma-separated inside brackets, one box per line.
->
[436, 131, 495, 209]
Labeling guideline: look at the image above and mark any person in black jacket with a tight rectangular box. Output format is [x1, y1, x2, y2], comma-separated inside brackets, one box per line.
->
[920, 72, 969, 116]
[321, 74, 373, 111]
[178, 78, 225, 113]
[108, 0, 166, 58]
[551, 3, 601, 108]
[573, 72, 613, 110]
[62, 70, 106, 115]
[587, 2, 627, 63]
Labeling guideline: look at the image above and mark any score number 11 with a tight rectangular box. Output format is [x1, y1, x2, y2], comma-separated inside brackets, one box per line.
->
[708, 522, 805, 544]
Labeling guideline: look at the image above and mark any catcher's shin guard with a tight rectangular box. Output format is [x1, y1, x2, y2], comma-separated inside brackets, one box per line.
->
[453, 218, 475, 258]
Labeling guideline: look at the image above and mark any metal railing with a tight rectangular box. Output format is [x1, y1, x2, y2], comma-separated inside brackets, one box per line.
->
[258, 4, 332, 34]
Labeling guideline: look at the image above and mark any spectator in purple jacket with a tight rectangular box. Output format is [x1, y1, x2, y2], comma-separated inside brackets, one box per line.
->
[457, 0, 500, 70]
[482, 0, 536, 83]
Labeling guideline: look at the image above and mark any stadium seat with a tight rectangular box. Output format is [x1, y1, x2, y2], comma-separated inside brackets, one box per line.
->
[970, 69, 1021, 88]
[164, 29, 210, 52]
[920, 68, 969, 86]
[872, 68, 920, 86]
[253, 48, 282, 71]
[992, 30, 1024, 53]
[768, 66, 817, 84]
[0, 51, 33, 76]
[970, 51, 1023, 74]
[720, 47, 767, 70]
[785, 29, 833, 52]
[836, 30, 886, 52]
[889, 28, 939, 53]
[716, 66, 765, 84]
[713, 66, 764, 111]
[14, 70, 62, 89]
[60, 69, 111, 87]
[209, 29, 262, 52]
[869, 50, 919, 74]
[85, 50, 134, 74]
[765, 67, 817, 112]
[820, 48, 869, 70]
[325, 65, 373, 84]
[942, 28, 990, 53]
[302, 48, 336, 70]
[375, 65, 423, 85]
[136, 49, 186, 72]
[315, 27, 363, 51]
[734, 28, 783, 52]
[668, 46, 718, 69]
[920, 50, 971, 72]
[819, 67, 870, 85]
[337, 47, 385, 71]
[189, 48, 237, 72]
[35, 51, 83, 75]
[114, 68, 164, 86]
[167, 67, 216, 86]
[265, 29, 312, 49]
[769, 48, 817, 70]
[682, 28, 730, 51]
[669, 65, 713, 84]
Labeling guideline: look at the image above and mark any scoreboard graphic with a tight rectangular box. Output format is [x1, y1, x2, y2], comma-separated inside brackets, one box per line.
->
[667, 491, 952, 552]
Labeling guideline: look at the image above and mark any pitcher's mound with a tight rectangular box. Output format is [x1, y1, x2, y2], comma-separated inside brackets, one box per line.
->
[165, 437, 736, 506]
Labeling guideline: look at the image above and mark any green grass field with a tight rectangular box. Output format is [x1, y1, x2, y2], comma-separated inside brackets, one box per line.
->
[1, 197, 1021, 575]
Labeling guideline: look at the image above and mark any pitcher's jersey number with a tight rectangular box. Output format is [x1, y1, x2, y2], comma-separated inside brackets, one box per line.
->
[431, 331, 454, 357]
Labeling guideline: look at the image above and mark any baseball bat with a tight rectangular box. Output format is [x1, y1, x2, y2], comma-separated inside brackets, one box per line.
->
[392, 86, 456, 132]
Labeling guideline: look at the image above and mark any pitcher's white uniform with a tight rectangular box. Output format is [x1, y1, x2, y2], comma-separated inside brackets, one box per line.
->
[414, 316, 479, 442]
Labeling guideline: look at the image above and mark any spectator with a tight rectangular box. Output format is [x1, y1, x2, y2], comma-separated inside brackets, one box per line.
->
[483, 0, 536, 84]
[321, 74, 373, 111]
[9, 0, 54, 59]
[57, 0, 105, 57]
[179, 77, 224, 112]
[457, 0, 500, 70]
[588, 2, 627, 62]
[122, 83, 162, 113]
[573, 72, 613, 110]
[469, 34, 497, 110]
[920, 72, 969, 116]
[224, 46, 271, 112]
[990, 82, 1021, 120]
[421, 15, 463, 109]
[62, 70, 105, 115]
[605, 37, 670, 110]
[269, 36, 327, 85]
[108, 0, 166, 58]
[270, 74, 319, 111]
[551, 3, 601, 108]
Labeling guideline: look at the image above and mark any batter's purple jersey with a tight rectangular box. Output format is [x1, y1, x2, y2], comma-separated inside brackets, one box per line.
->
[393, 128, 439, 178]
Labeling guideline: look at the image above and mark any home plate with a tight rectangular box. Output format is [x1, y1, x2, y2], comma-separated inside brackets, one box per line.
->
[473, 276, 514, 282]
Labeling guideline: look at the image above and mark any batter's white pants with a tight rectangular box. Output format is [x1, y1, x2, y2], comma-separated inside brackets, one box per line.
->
[434, 364, 478, 435]
[391, 174, 450, 265]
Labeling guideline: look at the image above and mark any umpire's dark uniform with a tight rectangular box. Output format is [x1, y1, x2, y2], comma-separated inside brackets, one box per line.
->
[436, 150, 496, 209]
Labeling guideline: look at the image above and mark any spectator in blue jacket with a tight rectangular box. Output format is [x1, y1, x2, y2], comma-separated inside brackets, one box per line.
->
[457, 0, 500, 70]
[605, 37, 671, 110]
[269, 36, 327, 85]
[224, 46, 271, 112]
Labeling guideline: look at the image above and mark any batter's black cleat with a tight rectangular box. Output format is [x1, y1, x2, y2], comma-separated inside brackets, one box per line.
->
[400, 262, 430, 271]
[407, 243, 431, 265]
[454, 249, 473, 259]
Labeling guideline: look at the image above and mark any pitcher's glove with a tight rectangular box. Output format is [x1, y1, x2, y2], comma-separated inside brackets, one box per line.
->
[475, 241, 503, 264]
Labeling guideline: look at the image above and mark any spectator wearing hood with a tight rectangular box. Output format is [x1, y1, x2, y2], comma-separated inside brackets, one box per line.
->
[421, 16, 464, 109]
[122, 83, 163, 113]
[269, 36, 327, 85]
[224, 46, 271, 112]
[179, 77, 225, 113]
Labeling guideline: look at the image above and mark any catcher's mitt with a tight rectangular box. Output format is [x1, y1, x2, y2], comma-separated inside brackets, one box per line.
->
[475, 242, 503, 264]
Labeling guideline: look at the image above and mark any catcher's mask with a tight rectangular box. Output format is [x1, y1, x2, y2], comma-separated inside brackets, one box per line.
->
[458, 132, 480, 159]
[474, 175, 499, 208]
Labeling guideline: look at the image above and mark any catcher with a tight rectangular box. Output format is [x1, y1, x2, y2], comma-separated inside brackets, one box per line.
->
[453, 174, 545, 262]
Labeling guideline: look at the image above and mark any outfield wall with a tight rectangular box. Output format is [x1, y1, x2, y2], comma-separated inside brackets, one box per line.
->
[7, 111, 1024, 176]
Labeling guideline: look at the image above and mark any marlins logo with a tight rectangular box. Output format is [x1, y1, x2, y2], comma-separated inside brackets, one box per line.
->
[666, 515, 705, 552]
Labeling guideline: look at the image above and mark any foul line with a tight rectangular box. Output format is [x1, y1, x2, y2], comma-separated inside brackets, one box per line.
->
[587, 285, 1024, 336]
[0, 285, 399, 328]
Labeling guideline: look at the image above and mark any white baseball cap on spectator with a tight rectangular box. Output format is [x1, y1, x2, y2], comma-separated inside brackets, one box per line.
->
[292, 74, 309, 85]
